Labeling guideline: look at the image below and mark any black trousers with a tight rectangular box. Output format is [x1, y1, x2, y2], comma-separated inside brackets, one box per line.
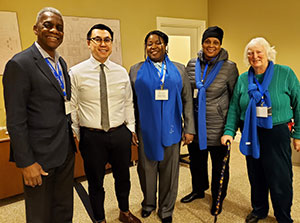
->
[188, 143, 230, 205]
[246, 123, 293, 223]
[79, 125, 132, 221]
[24, 143, 75, 223]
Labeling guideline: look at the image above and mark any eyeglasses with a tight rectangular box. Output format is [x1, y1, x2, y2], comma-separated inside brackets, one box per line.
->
[88, 37, 112, 44]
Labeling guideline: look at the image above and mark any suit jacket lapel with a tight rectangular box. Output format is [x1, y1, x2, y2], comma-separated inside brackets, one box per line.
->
[31, 44, 65, 98]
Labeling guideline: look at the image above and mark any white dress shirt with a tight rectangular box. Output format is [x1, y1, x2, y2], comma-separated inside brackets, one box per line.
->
[69, 56, 135, 139]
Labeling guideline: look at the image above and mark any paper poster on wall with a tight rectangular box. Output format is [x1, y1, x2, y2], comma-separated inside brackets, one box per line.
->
[0, 11, 22, 75]
[58, 16, 122, 68]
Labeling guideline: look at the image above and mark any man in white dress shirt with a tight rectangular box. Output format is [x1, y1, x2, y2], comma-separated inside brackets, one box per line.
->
[69, 24, 141, 223]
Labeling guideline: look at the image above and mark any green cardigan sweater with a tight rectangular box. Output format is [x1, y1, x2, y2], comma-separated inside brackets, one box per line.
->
[224, 64, 300, 139]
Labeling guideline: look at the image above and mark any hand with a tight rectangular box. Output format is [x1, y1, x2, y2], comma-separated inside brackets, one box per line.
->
[221, 135, 233, 146]
[293, 138, 300, 152]
[131, 132, 139, 147]
[21, 162, 48, 187]
[182, 133, 194, 146]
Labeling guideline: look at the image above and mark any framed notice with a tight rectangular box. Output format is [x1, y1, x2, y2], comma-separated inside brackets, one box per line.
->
[58, 16, 122, 68]
[0, 11, 22, 75]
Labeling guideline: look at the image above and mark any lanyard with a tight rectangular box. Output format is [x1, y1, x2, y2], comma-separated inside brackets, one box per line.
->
[45, 58, 66, 97]
[156, 61, 165, 89]
[201, 63, 209, 82]
[253, 76, 265, 106]
[198, 57, 217, 83]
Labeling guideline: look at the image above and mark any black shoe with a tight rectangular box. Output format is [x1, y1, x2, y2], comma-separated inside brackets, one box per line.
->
[180, 191, 205, 203]
[141, 210, 152, 218]
[245, 212, 266, 223]
[162, 216, 172, 223]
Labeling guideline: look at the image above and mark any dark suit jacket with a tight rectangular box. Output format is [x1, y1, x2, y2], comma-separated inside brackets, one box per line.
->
[3, 43, 76, 170]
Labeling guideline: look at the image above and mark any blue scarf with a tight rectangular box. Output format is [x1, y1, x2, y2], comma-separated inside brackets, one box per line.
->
[195, 58, 224, 150]
[135, 55, 183, 161]
[240, 61, 274, 159]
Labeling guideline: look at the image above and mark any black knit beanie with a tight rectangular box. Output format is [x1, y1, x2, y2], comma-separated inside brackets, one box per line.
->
[202, 26, 224, 44]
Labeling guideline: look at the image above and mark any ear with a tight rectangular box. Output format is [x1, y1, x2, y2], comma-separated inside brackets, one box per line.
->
[87, 40, 91, 48]
[33, 25, 38, 36]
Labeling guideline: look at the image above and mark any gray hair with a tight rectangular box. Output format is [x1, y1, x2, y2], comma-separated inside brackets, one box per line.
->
[243, 37, 277, 67]
[36, 7, 63, 24]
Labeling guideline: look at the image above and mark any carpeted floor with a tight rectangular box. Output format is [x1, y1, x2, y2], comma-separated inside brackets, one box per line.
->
[0, 141, 299, 222]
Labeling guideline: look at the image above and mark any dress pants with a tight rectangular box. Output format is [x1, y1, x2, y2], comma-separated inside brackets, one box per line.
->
[137, 130, 180, 219]
[187, 142, 230, 206]
[23, 142, 75, 223]
[246, 123, 293, 223]
[79, 125, 132, 221]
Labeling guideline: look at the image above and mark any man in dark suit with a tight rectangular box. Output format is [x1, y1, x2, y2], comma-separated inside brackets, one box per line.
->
[3, 7, 76, 223]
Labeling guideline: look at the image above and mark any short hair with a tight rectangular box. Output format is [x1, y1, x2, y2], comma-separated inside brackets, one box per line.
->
[144, 30, 169, 46]
[243, 37, 277, 67]
[36, 7, 63, 24]
[86, 24, 114, 41]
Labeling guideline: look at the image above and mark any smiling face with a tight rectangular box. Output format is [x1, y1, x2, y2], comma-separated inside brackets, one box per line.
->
[202, 37, 221, 61]
[146, 34, 166, 62]
[247, 44, 269, 74]
[33, 11, 64, 58]
[88, 29, 112, 63]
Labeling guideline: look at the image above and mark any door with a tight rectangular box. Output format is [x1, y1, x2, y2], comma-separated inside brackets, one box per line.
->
[157, 17, 206, 65]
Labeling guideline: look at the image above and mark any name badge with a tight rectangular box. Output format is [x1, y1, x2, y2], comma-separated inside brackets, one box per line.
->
[155, 89, 168, 100]
[65, 101, 72, 115]
[193, 89, 198, 98]
[256, 106, 268, 118]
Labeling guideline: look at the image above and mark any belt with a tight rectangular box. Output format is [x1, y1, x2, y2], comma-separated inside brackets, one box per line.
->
[83, 124, 124, 133]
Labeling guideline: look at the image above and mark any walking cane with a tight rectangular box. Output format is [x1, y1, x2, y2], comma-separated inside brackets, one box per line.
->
[213, 141, 231, 223]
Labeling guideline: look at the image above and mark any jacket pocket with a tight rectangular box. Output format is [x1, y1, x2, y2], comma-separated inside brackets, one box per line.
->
[217, 104, 225, 121]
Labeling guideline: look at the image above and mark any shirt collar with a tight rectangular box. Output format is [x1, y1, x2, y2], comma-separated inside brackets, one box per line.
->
[89, 55, 111, 70]
[35, 41, 60, 63]
[152, 61, 163, 66]
[152, 61, 166, 72]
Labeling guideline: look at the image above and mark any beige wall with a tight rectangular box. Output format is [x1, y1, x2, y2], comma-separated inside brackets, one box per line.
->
[208, 0, 300, 79]
[2, 1, 299, 128]
[0, 76, 4, 127]
[0, 0, 208, 127]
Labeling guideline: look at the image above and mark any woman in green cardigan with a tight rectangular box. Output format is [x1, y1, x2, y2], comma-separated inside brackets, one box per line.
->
[221, 37, 300, 223]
